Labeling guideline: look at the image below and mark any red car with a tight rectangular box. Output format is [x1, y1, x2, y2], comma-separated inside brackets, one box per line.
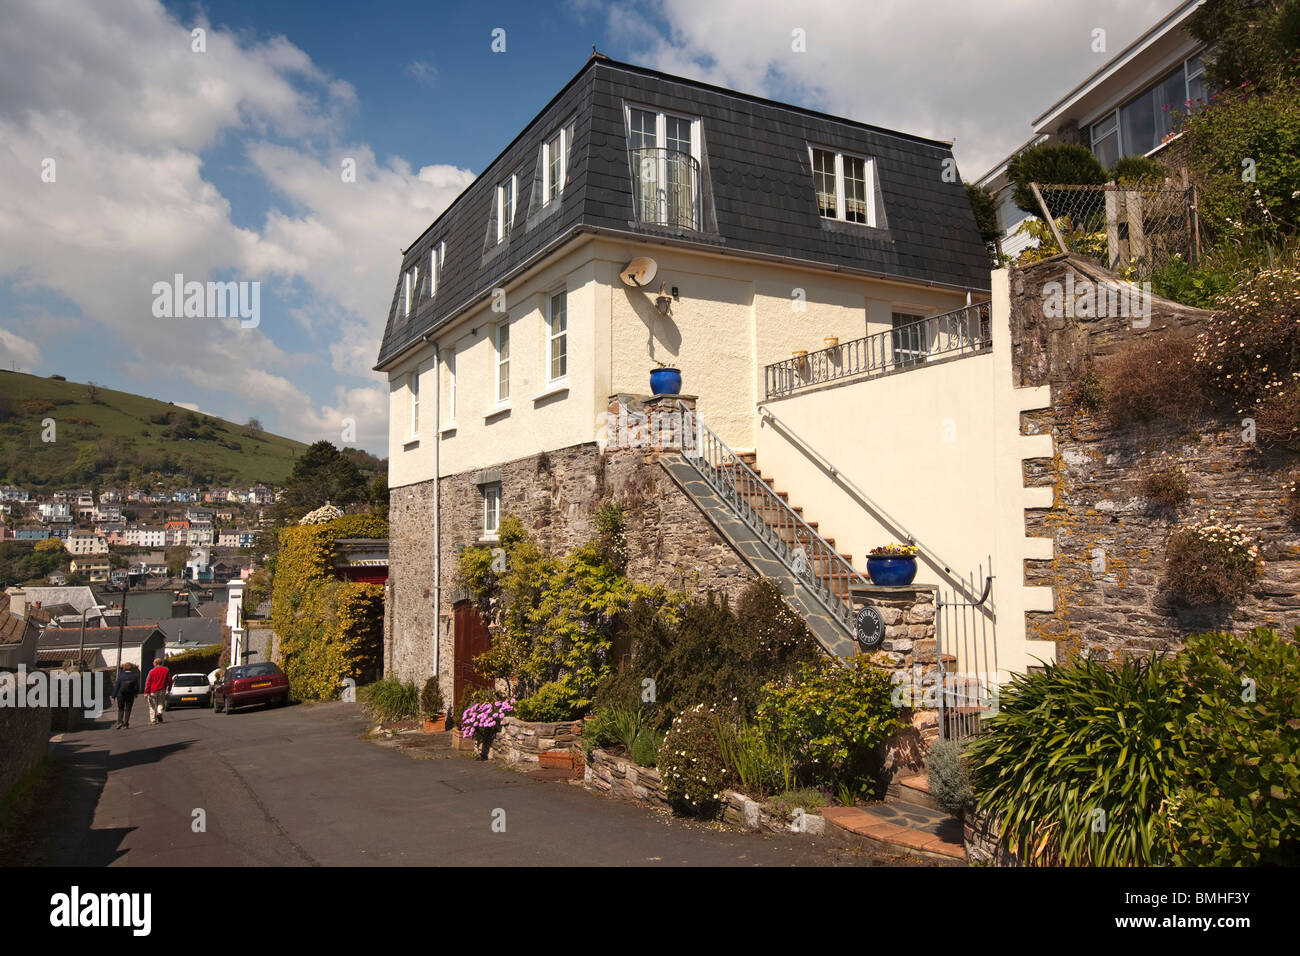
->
[214, 662, 290, 714]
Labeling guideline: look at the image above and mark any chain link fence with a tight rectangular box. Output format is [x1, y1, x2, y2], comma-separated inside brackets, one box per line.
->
[1025, 182, 1201, 278]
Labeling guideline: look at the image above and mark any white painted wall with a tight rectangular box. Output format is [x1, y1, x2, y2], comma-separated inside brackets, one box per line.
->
[387, 236, 973, 488]
[755, 269, 1056, 678]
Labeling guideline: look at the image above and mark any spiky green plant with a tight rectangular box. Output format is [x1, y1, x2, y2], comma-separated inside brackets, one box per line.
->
[966, 655, 1187, 866]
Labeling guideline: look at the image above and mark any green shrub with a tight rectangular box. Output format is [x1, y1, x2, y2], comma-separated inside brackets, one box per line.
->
[357, 678, 419, 722]
[1180, 81, 1300, 248]
[1188, 0, 1300, 92]
[419, 677, 444, 718]
[1109, 155, 1167, 185]
[629, 729, 663, 767]
[515, 680, 583, 721]
[756, 655, 905, 796]
[716, 720, 793, 797]
[1099, 335, 1204, 424]
[606, 580, 820, 733]
[658, 704, 733, 817]
[1148, 254, 1237, 309]
[964, 181, 1002, 246]
[926, 739, 975, 817]
[766, 787, 831, 818]
[1165, 514, 1260, 606]
[1171, 627, 1300, 865]
[1007, 143, 1108, 216]
[966, 655, 1188, 866]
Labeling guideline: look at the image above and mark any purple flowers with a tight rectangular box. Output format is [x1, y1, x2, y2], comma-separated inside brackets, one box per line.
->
[460, 698, 516, 739]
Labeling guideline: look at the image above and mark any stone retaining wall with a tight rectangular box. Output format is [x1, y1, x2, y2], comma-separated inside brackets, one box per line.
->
[0, 692, 51, 801]
[1011, 257, 1300, 660]
[583, 748, 831, 836]
[488, 716, 583, 765]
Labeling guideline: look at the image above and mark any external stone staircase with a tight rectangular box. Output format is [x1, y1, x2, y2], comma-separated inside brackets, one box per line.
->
[822, 775, 966, 864]
[659, 447, 861, 658]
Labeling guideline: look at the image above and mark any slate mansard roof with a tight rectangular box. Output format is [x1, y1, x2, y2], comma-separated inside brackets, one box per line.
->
[376, 55, 991, 369]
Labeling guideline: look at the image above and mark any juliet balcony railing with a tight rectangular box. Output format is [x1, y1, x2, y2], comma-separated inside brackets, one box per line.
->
[629, 147, 700, 231]
[764, 301, 993, 400]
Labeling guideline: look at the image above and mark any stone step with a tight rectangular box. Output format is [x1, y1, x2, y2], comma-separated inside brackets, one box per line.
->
[821, 805, 965, 865]
[888, 774, 941, 812]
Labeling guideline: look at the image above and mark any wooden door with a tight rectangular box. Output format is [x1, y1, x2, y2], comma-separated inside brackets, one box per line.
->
[452, 600, 493, 711]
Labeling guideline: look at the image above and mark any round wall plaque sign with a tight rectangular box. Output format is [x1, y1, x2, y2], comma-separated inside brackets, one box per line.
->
[855, 606, 885, 650]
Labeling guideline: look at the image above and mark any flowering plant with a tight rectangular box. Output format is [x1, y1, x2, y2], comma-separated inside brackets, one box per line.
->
[869, 543, 918, 557]
[461, 697, 516, 757]
[1165, 512, 1261, 606]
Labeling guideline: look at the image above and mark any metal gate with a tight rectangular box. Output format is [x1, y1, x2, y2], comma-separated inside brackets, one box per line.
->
[935, 560, 998, 741]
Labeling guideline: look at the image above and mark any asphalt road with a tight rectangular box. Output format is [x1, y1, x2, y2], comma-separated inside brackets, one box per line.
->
[33, 700, 906, 867]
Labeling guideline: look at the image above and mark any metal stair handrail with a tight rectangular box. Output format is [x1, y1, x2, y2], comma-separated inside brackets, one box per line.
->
[758, 404, 995, 611]
[677, 400, 866, 636]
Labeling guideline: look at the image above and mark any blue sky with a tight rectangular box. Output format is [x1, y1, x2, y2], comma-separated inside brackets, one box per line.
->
[0, 0, 1183, 456]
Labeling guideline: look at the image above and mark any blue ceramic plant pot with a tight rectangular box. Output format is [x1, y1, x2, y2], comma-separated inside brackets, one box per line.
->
[650, 367, 682, 395]
[866, 555, 918, 586]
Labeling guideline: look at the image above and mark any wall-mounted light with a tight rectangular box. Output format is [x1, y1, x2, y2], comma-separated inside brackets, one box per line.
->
[654, 282, 672, 315]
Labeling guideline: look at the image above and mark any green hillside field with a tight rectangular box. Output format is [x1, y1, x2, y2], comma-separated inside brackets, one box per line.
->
[0, 370, 310, 490]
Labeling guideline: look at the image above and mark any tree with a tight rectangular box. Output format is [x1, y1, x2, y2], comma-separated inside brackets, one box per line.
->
[85, 381, 99, 404]
[165, 546, 188, 578]
[274, 440, 367, 522]
[1007, 143, 1108, 215]
[964, 182, 1002, 246]
[1187, 0, 1300, 92]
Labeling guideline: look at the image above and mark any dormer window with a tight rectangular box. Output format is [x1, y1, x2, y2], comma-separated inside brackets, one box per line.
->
[496, 174, 518, 242]
[626, 105, 701, 230]
[429, 242, 445, 296]
[403, 266, 419, 317]
[543, 120, 575, 205]
[810, 146, 876, 226]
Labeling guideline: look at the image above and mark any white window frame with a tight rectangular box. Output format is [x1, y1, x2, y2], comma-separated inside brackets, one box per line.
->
[496, 175, 517, 243]
[546, 289, 567, 384]
[809, 146, 876, 227]
[625, 104, 701, 226]
[409, 367, 421, 439]
[494, 321, 510, 406]
[542, 119, 575, 205]
[429, 242, 445, 296]
[403, 266, 419, 318]
[890, 311, 928, 365]
[483, 483, 501, 539]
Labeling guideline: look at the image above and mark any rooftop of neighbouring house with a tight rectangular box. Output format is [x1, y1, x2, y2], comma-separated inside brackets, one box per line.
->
[376, 54, 992, 369]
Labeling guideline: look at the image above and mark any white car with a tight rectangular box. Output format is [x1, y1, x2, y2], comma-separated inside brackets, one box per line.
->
[165, 673, 213, 710]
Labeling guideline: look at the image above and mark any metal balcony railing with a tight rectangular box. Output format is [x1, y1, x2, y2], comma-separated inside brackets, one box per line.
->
[764, 301, 993, 400]
[629, 147, 700, 230]
[677, 400, 866, 638]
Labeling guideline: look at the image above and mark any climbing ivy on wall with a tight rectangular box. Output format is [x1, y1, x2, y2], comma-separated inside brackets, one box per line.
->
[271, 514, 388, 701]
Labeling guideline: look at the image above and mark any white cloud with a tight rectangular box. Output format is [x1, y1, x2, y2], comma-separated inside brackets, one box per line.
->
[0, 0, 471, 455]
[601, 0, 1184, 177]
[0, 328, 42, 369]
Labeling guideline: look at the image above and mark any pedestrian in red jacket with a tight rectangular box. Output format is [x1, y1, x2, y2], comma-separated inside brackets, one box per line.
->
[145, 659, 171, 725]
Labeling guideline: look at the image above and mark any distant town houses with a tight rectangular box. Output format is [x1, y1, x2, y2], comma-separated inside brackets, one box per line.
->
[0, 486, 29, 503]
[64, 530, 109, 555]
[37, 502, 72, 523]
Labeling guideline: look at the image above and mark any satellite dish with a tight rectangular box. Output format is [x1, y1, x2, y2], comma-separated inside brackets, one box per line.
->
[620, 257, 658, 288]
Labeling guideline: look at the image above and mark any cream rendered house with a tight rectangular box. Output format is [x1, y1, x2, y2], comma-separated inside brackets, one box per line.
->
[377, 55, 1054, 708]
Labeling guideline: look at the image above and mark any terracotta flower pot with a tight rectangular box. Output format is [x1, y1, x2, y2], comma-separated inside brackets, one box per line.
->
[422, 713, 447, 734]
[824, 336, 839, 348]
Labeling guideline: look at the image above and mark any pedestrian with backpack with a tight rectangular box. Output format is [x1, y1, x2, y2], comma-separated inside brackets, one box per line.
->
[111, 662, 140, 729]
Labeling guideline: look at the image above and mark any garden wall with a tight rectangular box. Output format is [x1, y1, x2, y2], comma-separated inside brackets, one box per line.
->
[488, 716, 583, 765]
[584, 748, 833, 836]
[1011, 256, 1300, 660]
[0, 695, 51, 803]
